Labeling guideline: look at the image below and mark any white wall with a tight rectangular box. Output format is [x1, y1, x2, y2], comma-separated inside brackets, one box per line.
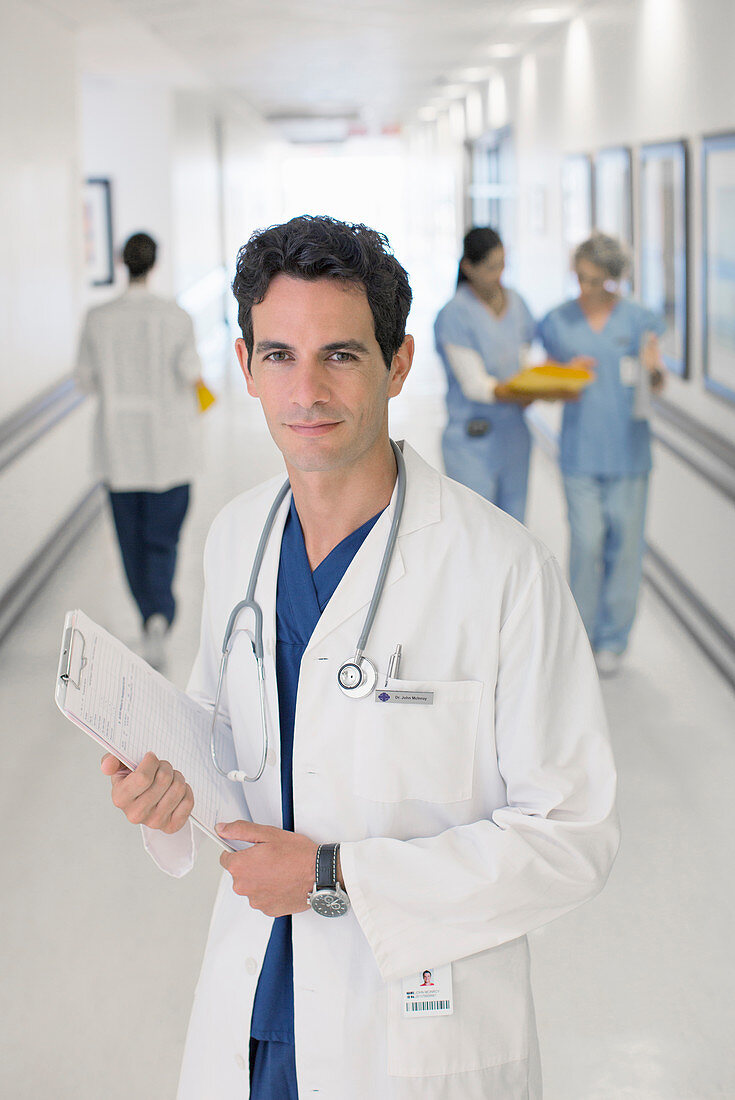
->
[221, 103, 285, 260]
[0, 0, 80, 418]
[172, 92, 288, 383]
[80, 76, 175, 301]
[172, 90, 222, 296]
[0, 0, 95, 602]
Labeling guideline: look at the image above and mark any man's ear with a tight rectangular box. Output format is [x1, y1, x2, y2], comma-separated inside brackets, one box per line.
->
[388, 335, 414, 399]
[235, 338, 258, 397]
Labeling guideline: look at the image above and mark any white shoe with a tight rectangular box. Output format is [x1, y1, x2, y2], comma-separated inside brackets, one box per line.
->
[595, 650, 622, 677]
[144, 613, 169, 670]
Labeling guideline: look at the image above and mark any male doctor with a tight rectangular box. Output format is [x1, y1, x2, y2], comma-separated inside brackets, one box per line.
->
[102, 215, 619, 1099]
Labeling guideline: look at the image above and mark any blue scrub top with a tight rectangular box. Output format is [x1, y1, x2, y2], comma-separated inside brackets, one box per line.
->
[250, 497, 383, 1044]
[537, 298, 665, 477]
[434, 283, 535, 427]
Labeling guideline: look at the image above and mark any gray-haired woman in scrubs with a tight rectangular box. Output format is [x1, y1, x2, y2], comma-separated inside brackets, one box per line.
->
[538, 233, 666, 676]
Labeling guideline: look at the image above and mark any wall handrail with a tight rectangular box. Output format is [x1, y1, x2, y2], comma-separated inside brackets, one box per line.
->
[651, 398, 735, 505]
[0, 376, 87, 474]
[653, 398, 735, 468]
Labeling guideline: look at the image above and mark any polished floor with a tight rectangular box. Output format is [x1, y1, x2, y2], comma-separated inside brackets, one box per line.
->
[1, 371, 734, 1099]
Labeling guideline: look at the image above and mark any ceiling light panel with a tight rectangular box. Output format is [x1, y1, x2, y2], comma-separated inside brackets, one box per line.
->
[88, 0, 590, 125]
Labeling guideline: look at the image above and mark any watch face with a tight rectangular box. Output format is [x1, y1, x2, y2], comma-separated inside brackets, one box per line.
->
[310, 889, 350, 917]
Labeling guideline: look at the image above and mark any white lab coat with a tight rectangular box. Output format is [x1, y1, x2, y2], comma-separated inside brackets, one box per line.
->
[75, 286, 202, 491]
[143, 441, 619, 1099]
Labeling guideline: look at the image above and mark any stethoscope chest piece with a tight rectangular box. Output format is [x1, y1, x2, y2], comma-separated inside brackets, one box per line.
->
[337, 656, 378, 699]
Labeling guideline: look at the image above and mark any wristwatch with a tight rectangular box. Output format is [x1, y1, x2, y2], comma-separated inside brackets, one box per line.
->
[308, 843, 350, 917]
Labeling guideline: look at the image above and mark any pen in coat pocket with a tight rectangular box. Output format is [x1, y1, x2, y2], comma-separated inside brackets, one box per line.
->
[385, 644, 402, 686]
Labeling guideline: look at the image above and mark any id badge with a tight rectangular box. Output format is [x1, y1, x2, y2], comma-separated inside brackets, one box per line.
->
[619, 355, 638, 386]
[402, 964, 453, 1018]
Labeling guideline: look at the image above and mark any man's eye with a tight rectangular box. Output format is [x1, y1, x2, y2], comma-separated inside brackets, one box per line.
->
[265, 351, 290, 363]
[329, 352, 355, 363]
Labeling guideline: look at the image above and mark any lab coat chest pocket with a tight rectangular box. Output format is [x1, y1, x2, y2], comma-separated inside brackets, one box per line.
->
[352, 680, 483, 803]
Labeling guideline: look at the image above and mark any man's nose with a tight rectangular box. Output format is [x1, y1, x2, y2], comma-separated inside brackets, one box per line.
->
[290, 358, 331, 407]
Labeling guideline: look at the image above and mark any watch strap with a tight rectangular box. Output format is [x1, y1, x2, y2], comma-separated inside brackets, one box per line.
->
[315, 843, 339, 890]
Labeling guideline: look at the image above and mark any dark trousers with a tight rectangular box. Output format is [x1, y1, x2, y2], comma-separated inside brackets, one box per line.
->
[108, 484, 190, 626]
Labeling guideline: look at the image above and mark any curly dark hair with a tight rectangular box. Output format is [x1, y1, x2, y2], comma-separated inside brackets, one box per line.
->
[232, 215, 412, 369]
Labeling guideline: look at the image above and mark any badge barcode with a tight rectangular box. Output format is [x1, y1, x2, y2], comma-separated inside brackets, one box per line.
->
[409, 1000, 450, 1011]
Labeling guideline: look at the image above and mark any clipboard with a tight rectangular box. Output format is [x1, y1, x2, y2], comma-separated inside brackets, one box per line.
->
[55, 610, 251, 852]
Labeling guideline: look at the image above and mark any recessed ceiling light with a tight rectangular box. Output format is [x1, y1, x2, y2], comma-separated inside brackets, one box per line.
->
[486, 43, 518, 58]
[455, 66, 495, 82]
[435, 83, 468, 98]
[524, 7, 573, 23]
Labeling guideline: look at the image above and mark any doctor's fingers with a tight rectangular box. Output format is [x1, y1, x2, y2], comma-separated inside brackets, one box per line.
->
[112, 757, 182, 824]
[101, 753, 129, 777]
[142, 772, 194, 833]
[219, 848, 252, 885]
[120, 766, 191, 829]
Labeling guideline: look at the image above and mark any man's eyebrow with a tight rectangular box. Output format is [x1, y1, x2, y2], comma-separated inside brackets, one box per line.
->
[254, 340, 296, 354]
[321, 340, 370, 354]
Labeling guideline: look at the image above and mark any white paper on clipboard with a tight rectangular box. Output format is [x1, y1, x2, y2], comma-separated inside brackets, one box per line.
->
[55, 609, 251, 851]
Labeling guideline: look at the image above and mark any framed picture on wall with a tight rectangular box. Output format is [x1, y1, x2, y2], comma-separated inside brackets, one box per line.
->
[638, 141, 689, 377]
[594, 146, 633, 246]
[702, 132, 735, 403]
[561, 153, 594, 295]
[83, 178, 114, 286]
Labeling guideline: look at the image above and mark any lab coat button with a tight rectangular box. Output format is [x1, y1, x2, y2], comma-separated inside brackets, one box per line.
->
[266, 749, 276, 767]
[245, 957, 258, 975]
[235, 1054, 247, 1070]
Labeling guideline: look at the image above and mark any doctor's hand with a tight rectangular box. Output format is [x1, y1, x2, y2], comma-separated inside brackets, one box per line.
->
[217, 822, 318, 918]
[101, 751, 194, 833]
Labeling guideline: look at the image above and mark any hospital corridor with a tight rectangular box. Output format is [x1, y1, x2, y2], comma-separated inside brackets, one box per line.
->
[2, 0, 735, 1097]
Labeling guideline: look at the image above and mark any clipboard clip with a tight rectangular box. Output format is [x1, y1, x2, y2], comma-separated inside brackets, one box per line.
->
[59, 626, 87, 690]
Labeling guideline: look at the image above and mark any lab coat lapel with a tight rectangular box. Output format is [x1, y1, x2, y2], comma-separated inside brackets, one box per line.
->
[305, 442, 441, 653]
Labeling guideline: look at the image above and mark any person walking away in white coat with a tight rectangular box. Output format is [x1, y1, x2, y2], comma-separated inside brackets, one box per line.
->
[75, 232, 204, 668]
[100, 215, 620, 1099]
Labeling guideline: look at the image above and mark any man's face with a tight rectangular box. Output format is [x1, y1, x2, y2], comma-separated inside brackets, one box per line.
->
[236, 275, 412, 475]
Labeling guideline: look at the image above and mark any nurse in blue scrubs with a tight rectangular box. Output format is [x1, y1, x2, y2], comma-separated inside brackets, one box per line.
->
[434, 227, 538, 523]
[538, 232, 666, 676]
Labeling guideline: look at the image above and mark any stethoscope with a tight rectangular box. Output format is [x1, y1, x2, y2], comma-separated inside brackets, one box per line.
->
[209, 439, 407, 783]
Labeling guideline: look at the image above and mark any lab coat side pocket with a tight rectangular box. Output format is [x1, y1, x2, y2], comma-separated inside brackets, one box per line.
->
[352, 680, 483, 804]
[386, 940, 531, 1078]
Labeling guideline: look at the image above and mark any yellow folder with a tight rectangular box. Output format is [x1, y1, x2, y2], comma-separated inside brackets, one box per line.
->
[504, 359, 594, 396]
[196, 380, 217, 413]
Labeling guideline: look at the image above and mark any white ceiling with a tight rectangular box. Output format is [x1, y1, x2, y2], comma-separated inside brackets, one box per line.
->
[46, 0, 634, 128]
